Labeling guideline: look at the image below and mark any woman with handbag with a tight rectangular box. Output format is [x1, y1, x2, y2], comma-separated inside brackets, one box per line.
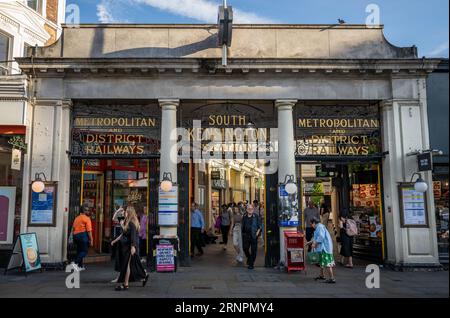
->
[308, 217, 336, 284]
[114, 206, 149, 291]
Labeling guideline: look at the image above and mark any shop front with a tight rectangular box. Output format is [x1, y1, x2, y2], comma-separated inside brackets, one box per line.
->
[68, 102, 161, 259]
[15, 24, 442, 268]
[295, 102, 385, 262]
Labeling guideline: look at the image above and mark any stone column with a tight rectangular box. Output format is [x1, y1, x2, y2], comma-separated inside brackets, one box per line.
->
[21, 99, 72, 264]
[381, 76, 439, 267]
[276, 99, 298, 265]
[159, 99, 179, 237]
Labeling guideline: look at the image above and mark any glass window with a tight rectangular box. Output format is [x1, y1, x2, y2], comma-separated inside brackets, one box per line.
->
[27, 0, 42, 13]
[0, 32, 11, 74]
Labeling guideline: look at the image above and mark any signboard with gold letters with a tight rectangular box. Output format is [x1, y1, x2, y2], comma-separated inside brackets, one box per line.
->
[71, 103, 161, 158]
[295, 104, 381, 157]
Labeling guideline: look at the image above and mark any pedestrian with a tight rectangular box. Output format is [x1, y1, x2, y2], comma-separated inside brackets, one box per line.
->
[220, 203, 232, 250]
[252, 200, 260, 218]
[242, 206, 261, 269]
[304, 201, 320, 250]
[308, 217, 336, 284]
[138, 208, 148, 258]
[232, 205, 244, 263]
[339, 216, 354, 268]
[114, 206, 149, 291]
[259, 202, 265, 246]
[69, 205, 93, 271]
[190, 202, 205, 257]
[320, 198, 331, 229]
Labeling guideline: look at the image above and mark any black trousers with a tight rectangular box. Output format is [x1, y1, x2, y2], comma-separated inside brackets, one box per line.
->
[242, 234, 258, 266]
[306, 227, 315, 252]
[221, 225, 230, 244]
[190, 228, 204, 255]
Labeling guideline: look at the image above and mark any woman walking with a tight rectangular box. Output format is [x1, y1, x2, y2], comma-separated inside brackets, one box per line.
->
[339, 216, 354, 268]
[232, 205, 244, 263]
[113, 206, 149, 291]
[220, 203, 232, 250]
[308, 217, 336, 284]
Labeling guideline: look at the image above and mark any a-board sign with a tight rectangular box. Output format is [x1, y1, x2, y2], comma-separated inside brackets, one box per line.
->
[5, 233, 42, 275]
[156, 244, 175, 272]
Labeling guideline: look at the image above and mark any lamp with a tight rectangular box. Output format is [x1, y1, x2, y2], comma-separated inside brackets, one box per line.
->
[32, 172, 47, 193]
[283, 175, 298, 195]
[410, 172, 428, 193]
[160, 172, 173, 192]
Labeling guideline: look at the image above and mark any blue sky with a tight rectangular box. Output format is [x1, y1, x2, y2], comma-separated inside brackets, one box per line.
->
[69, 0, 449, 57]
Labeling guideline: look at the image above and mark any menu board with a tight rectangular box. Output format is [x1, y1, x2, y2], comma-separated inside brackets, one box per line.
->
[20, 233, 42, 272]
[156, 244, 175, 272]
[399, 184, 428, 227]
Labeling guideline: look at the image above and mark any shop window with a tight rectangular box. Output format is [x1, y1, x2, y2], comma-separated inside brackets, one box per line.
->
[0, 136, 24, 246]
[27, 0, 43, 14]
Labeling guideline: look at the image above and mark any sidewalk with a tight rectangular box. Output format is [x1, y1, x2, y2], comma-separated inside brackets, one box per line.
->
[0, 241, 448, 298]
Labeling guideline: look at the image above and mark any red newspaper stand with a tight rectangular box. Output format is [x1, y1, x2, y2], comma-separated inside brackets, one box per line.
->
[284, 231, 305, 274]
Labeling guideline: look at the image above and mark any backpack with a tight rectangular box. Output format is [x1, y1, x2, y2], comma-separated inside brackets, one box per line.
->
[345, 219, 358, 237]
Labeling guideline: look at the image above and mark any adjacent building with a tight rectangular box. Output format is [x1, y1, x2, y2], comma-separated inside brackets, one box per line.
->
[0, 0, 65, 266]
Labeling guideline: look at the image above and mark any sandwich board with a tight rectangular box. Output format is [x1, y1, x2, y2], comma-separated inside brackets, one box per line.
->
[4, 233, 42, 276]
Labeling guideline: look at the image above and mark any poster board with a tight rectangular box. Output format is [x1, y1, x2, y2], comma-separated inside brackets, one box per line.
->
[158, 186, 178, 226]
[398, 183, 429, 228]
[5, 233, 42, 275]
[0, 187, 16, 244]
[156, 244, 175, 272]
[28, 182, 57, 227]
[278, 185, 299, 227]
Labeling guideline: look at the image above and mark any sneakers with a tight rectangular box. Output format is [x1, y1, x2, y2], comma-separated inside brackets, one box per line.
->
[247, 265, 254, 270]
[111, 277, 118, 283]
[324, 278, 336, 284]
[78, 266, 86, 271]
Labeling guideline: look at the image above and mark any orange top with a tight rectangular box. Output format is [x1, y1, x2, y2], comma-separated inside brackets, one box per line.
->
[73, 214, 92, 235]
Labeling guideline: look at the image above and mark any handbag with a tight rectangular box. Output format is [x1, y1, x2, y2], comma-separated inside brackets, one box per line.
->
[307, 250, 320, 265]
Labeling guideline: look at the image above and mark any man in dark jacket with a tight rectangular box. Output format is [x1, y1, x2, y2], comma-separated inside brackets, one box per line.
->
[241, 206, 261, 269]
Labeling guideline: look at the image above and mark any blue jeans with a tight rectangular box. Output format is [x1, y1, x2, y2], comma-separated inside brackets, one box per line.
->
[74, 232, 89, 267]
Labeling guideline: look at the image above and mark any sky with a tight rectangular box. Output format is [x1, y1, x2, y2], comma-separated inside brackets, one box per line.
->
[68, 0, 449, 58]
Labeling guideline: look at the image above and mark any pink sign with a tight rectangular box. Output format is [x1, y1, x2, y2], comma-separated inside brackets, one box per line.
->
[156, 244, 175, 272]
[0, 195, 9, 241]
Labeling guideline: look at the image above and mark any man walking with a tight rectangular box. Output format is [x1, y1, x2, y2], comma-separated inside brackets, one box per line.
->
[191, 203, 205, 257]
[242, 206, 261, 269]
[304, 201, 320, 251]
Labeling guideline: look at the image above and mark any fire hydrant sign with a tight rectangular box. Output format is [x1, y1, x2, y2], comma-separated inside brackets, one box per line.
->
[156, 244, 175, 272]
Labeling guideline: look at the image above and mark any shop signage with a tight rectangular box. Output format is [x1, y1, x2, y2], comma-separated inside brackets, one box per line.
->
[71, 114, 160, 157]
[156, 243, 175, 272]
[5, 233, 42, 274]
[295, 105, 381, 157]
[417, 152, 433, 171]
[28, 183, 57, 227]
[398, 183, 429, 228]
[0, 187, 16, 244]
[158, 186, 178, 226]
[8, 135, 27, 152]
[433, 181, 442, 198]
[11, 149, 21, 170]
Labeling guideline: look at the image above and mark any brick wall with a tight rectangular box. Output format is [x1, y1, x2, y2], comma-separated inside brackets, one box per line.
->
[46, 0, 58, 24]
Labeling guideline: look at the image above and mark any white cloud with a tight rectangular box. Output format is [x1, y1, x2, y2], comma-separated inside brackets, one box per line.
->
[427, 41, 449, 57]
[130, 0, 276, 24]
[96, 1, 116, 23]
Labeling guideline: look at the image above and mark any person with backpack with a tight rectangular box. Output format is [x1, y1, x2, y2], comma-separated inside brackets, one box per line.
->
[339, 216, 356, 268]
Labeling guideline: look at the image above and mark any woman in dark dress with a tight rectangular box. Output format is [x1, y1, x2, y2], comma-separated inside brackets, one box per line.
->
[339, 216, 354, 268]
[114, 206, 149, 291]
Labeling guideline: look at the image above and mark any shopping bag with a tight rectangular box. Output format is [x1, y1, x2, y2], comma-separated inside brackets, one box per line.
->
[307, 251, 320, 265]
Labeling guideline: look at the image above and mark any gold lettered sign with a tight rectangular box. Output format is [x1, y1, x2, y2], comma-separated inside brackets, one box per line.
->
[295, 105, 381, 157]
[71, 116, 160, 157]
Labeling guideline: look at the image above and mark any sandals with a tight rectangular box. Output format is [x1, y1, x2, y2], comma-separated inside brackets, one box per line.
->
[143, 274, 150, 287]
[115, 284, 129, 291]
[314, 275, 326, 281]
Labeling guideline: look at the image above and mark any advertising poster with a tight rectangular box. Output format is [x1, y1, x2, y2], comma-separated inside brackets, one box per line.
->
[369, 216, 382, 238]
[278, 185, 299, 227]
[29, 184, 56, 226]
[11, 149, 21, 171]
[0, 187, 16, 244]
[156, 244, 175, 272]
[19, 233, 41, 272]
[158, 186, 178, 226]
